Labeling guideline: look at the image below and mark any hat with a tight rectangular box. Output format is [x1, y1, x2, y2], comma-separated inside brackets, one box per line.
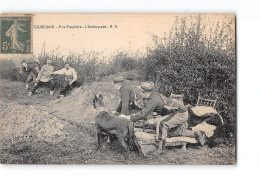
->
[114, 76, 124, 84]
[141, 82, 155, 92]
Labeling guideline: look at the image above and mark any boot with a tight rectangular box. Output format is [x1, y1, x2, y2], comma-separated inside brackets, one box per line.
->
[50, 90, 54, 96]
[158, 140, 163, 150]
[194, 130, 206, 146]
[154, 140, 166, 155]
[162, 139, 166, 150]
[25, 84, 29, 90]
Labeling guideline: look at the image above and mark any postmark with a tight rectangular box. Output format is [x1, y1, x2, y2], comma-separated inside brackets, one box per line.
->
[0, 14, 33, 54]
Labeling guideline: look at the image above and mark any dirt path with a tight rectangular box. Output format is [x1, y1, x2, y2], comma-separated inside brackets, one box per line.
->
[0, 79, 235, 164]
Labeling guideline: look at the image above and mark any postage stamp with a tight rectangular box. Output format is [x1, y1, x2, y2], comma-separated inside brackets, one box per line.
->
[0, 14, 32, 54]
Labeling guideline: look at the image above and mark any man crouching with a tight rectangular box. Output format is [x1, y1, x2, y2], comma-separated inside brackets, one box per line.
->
[28, 59, 55, 96]
[52, 63, 78, 98]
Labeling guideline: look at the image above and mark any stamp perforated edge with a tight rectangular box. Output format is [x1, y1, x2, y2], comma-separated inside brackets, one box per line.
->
[0, 13, 34, 55]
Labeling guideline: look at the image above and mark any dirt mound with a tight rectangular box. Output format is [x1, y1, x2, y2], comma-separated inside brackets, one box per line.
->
[43, 81, 121, 126]
[0, 99, 67, 146]
[0, 98, 97, 164]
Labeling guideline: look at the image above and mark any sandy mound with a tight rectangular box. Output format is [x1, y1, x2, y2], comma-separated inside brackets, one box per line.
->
[0, 99, 67, 149]
[45, 81, 121, 125]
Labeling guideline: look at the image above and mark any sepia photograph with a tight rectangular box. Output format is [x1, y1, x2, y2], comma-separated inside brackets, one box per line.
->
[0, 13, 236, 165]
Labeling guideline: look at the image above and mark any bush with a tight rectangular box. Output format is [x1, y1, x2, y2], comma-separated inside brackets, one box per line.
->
[139, 15, 236, 142]
[0, 59, 20, 81]
[37, 50, 140, 83]
[112, 52, 138, 71]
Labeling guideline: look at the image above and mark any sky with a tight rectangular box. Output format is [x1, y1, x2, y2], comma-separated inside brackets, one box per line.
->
[0, 13, 235, 64]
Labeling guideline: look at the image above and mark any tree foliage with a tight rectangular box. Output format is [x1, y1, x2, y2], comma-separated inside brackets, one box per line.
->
[141, 15, 236, 140]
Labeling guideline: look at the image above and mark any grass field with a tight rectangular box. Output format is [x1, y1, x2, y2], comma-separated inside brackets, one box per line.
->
[0, 79, 236, 165]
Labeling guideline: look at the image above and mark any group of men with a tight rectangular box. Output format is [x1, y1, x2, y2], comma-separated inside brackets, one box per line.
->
[21, 59, 78, 98]
[21, 59, 206, 151]
[113, 76, 206, 151]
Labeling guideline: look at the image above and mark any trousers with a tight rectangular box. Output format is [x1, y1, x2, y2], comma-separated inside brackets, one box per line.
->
[31, 80, 55, 93]
[25, 74, 36, 84]
[60, 81, 78, 96]
[157, 111, 195, 140]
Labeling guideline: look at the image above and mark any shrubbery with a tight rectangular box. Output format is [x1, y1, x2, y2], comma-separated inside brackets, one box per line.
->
[140, 15, 236, 141]
[0, 59, 20, 81]
[0, 50, 139, 84]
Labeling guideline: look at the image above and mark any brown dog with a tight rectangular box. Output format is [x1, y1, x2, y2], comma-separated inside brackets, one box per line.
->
[93, 94, 137, 156]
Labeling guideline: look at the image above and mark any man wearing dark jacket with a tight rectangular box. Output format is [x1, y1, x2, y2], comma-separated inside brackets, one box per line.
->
[20, 61, 40, 90]
[114, 75, 140, 115]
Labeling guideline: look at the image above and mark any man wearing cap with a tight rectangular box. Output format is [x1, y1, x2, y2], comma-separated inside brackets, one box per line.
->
[121, 81, 206, 150]
[128, 82, 174, 121]
[28, 59, 55, 96]
[20, 60, 40, 90]
[51, 63, 78, 98]
[114, 75, 140, 115]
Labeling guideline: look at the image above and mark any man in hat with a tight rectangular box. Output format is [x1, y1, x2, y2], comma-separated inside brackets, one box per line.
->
[28, 59, 55, 96]
[120, 81, 206, 150]
[51, 63, 78, 98]
[20, 60, 40, 90]
[114, 75, 141, 115]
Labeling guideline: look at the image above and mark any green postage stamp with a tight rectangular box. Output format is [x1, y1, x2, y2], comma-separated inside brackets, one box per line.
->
[0, 14, 32, 54]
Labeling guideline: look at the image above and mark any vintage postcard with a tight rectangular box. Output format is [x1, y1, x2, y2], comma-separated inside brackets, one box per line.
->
[0, 14, 236, 164]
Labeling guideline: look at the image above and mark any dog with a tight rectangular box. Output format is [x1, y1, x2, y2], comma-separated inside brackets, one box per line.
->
[93, 94, 138, 157]
[93, 94, 105, 109]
